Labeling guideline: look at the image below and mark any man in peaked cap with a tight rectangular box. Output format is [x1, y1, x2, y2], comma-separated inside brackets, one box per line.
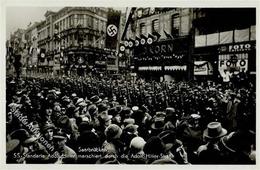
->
[53, 131, 77, 164]
[42, 122, 56, 146]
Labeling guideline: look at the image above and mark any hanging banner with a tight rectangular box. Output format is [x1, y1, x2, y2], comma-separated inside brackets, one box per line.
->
[105, 9, 121, 49]
[194, 61, 213, 75]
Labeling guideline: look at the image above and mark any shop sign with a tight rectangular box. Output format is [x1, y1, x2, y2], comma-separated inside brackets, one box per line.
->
[229, 43, 251, 52]
[218, 43, 254, 53]
[137, 39, 188, 60]
[194, 61, 213, 75]
[218, 53, 248, 74]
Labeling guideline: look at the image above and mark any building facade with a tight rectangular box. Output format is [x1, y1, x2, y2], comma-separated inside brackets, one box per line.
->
[125, 8, 194, 82]
[32, 7, 118, 76]
[7, 28, 26, 76]
[24, 22, 39, 75]
[192, 8, 256, 82]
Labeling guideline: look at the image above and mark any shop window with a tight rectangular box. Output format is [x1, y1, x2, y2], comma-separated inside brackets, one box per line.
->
[152, 19, 159, 33]
[83, 15, 87, 27]
[88, 16, 94, 28]
[94, 19, 98, 30]
[88, 35, 93, 44]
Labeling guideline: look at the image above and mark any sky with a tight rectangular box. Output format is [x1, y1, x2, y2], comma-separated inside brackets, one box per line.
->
[6, 7, 64, 38]
[5, 6, 125, 39]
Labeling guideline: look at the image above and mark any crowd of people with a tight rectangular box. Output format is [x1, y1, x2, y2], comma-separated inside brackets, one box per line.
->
[6, 74, 256, 164]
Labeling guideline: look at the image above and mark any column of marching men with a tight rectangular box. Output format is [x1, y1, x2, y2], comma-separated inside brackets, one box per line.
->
[6, 75, 256, 164]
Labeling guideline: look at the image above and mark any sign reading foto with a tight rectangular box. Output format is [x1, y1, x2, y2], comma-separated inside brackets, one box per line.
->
[218, 53, 248, 74]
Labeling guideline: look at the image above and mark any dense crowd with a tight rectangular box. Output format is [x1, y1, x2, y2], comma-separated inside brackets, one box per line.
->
[6, 74, 256, 164]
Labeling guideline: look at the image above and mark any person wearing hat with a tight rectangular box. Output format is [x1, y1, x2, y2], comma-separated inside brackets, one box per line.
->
[97, 103, 109, 113]
[131, 108, 151, 140]
[142, 93, 155, 116]
[225, 91, 241, 131]
[53, 131, 77, 164]
[155, 92, 167, 112]
[94, 111, 113, 144]
[23, 135, 50, 163]
[76, 121, 101, 164]
[121, 124, 139, 150]
[150, 112, 166, 137]
[102, 124, 124, 158]
[98, 111, 113, 129]
[177, 113, 203, 164]
[90, 95, 102, 104]
[196, 122, 227, 164]
[108, 107, 122, 126]
[8, 129, 35, 163]
[87, 104, 100, 129]
[127, 137, 147, 164]
[121, 118, 135, 129]
[41, 105, 54, 124]
[110, 95, 119, 107]
[219, 129, 255, 164]
[120, 107, 132, 121]
[143, 136, 166, 164]
[41, 123, 56, 158]
[158, 130, 189, 164]
[6, 138, 25, 163]
[163, 107, 179, 131]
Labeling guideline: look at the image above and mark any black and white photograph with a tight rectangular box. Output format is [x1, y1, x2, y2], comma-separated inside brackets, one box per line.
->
[3, 2, 258, 166]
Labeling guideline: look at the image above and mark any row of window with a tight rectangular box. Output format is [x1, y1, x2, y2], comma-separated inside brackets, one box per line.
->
[54, 14, 106, 33]
[38, 14, 106, 41]
[195, 26, 256, 47]
[43, 34, 105, 52]
[139, 13, 190, 36]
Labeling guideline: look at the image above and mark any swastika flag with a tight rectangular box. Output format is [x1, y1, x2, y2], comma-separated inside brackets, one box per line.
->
[105, 9, 121, 49]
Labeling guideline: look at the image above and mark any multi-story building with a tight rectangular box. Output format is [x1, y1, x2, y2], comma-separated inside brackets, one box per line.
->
[7, 28, 26, 76]
[192, 8, 256, 82]
[36, 7, 118, 76]
[36, 19, 49, 73]
[125, 8, 194, 81]
[24, 22, 39, 75]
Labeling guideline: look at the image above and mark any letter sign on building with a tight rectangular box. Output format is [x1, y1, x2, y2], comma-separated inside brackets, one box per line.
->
[218, 54, 248, 75]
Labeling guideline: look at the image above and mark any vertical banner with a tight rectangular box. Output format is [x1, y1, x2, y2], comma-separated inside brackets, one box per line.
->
[105, 9, 121, 49]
